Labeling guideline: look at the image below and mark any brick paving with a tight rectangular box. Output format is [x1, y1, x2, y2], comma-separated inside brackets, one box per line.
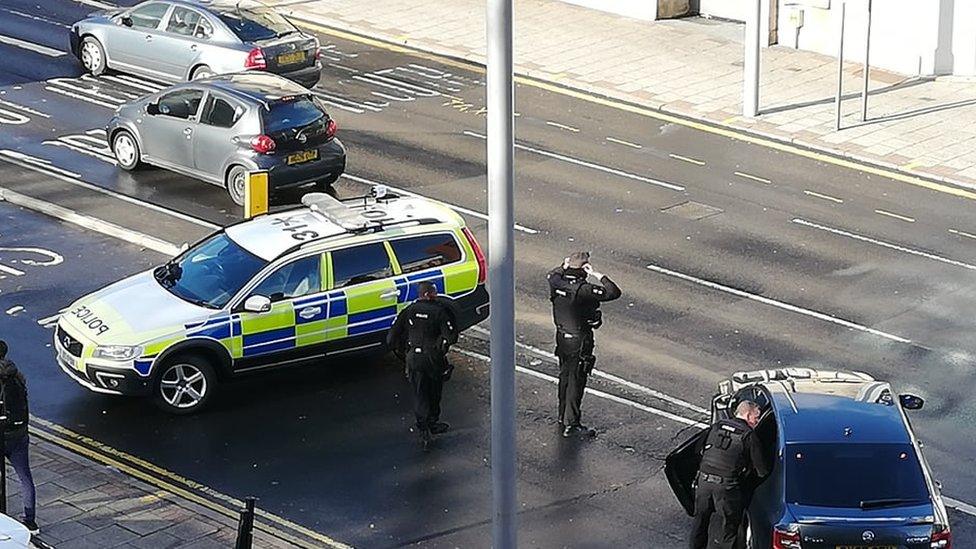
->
[4, 436, 283, 548]
[275, 0, 976, 190]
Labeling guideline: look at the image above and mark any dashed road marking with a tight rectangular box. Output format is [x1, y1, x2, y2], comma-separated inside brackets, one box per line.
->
[463, 130, 684, 191]
[669, 153, 705, 166]
[605, 136, 642, 149]
[645, 262, 912, 344]
[874, 209, 916, 223]
[948, 228, 976, 241]
[0, 264, 25, 276]
[545, 121, 579, 133]
[733, 171, 771, 184]
[0, 34, 65, 57]
[0, 99, 50, 118]
[803, 190, 844, 204]
[793, 218, 976, 272]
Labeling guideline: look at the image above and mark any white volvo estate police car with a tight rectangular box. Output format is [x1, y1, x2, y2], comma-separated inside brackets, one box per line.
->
[54, 190, 490, 413]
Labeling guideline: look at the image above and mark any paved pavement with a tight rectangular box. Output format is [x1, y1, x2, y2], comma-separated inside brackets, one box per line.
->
[5, 432, 281, 548]
[274, 0, 976, 190]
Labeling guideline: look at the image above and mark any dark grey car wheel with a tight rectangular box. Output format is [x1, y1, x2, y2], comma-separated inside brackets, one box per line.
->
[226, 165, 247, 206]
[112, 130, 141, 171]
[80, 36, 107, 76]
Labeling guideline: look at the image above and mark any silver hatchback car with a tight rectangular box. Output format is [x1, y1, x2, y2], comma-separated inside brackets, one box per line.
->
[69, 0, 322, 88]
[106, 73, 346, 205]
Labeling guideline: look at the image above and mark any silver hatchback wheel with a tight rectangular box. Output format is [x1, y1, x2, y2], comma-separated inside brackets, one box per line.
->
[159, 363, 208, 410]
[226, 166, 247, 206]
[112, 131, 139, 170]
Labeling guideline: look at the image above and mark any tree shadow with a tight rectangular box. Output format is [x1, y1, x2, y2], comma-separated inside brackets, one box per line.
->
[760, 76, 934, 116]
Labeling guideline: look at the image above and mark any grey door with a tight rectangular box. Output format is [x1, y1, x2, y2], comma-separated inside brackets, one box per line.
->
[110, 2, 171, 71]
[142, 88, 204, 167]
[193, 92, 246, 181]
[155, 5, 206, 79]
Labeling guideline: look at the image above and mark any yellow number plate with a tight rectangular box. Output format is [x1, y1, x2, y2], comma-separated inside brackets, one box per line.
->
[277, 51, 305, 66]
[286, 149, 318, 165]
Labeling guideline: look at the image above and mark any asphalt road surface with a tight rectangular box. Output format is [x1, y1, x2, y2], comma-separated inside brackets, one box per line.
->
[1, 0, 975, 546]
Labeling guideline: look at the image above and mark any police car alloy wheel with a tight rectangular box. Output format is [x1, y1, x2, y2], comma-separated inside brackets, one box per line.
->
[226, 166, 247, 206]
[113, 131, 141, 171]
[153, 356, 215, 414]
[80, 37, 106, 76]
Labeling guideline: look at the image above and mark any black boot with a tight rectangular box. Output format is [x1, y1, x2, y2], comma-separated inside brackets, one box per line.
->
[562, 424, 596, 438]
[429, 422, 450, 435]
[419, 428, 432, 451]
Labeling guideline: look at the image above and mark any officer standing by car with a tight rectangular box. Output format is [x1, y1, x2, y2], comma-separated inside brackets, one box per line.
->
[0, 340, 38, 534]
[547, 252, 621, 438]
[387, 282, 458, 450]
[689, 400, 769, 549]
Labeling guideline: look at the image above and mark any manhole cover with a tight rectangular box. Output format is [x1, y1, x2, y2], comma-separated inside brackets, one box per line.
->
[661, 200, 724, 220]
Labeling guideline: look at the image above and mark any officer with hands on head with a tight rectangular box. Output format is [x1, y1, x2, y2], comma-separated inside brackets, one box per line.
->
[689, 400, 769, 549]
[547, 251, 621, 438]
[387, 281, 458, 451]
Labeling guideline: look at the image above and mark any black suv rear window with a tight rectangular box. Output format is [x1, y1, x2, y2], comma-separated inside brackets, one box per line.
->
[390, 234, 462, 274]
[261, 98, 326, 135]
[786, 443, 929, 509]
[216, 8, 297, 42]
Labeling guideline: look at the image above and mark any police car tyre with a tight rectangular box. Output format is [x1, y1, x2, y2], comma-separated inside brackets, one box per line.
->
[112, 130, 142, 171]
[80, 36, 107, 76]
[226, 165, 247, 207]
[152, 355, 216, 414]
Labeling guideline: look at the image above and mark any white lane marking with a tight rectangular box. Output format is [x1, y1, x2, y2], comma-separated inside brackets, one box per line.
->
[0, 34, 65, 57]
[455, 348, 707, 427]
[546, 121, 580, 133]
[73, 0, 117, 9]
[0, 151, 218, 230]
[803, 190, 844, 204]
[792, 218, 976, 272]
[669, 153, 705, 166]
[944, 496, 976, 518]
[0, 187, 180, 257]
[6, 306, 24, 315]
[0, 247, 63, 267]
[37, 313, 62, 327]
[44, 86, 118, 109]
[468, 325, 708, 415]
[605, 136, 642, 149]
[354, 74, 437, 97]
[875, 209, 915, 223]
[948, 228, 976, 241]
[0, 108, 29, 125]
[0, 99, 50, 118]
[112, 74, 167, 91]
[463, 130, 685, 191]
[0, 8, 71, 29]
[327, 63, 359, 74]
[340, 173, 539, 235]
[100, 75, 161, 94]
[645, 262, 912, 344]
[0, 264, 25, 276]
[371, 90, 414, 102]
[733, 171, 771, 184]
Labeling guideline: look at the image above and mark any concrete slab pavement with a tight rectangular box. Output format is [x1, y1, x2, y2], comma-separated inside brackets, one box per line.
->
[274, 0, 976, 191]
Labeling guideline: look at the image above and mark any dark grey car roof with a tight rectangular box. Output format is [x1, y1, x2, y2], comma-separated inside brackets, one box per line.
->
[195, 73, 311, 105]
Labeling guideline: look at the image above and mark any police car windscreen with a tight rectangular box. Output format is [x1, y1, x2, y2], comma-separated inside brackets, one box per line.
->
[785, 443, 929, 509]
[155, 233, 267, 309]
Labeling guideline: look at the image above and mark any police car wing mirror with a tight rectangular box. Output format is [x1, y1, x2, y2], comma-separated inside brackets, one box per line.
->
[243, 295, 272, 313]
[899, 393, 924, 410]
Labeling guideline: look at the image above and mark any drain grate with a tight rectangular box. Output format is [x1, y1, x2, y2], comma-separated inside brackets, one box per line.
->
[661, 200, 724, 220]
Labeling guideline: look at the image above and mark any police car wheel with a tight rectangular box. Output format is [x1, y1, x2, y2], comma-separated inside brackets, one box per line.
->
[153, 355, 215, 414]
[226, 166, 247, 207]
[112, 131, 141, 171]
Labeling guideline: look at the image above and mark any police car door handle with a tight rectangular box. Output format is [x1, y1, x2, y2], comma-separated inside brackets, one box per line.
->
[298, 306, 321, 319]
[380, 289, 400, 300]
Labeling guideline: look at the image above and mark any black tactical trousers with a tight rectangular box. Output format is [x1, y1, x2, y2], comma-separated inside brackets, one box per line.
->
[689, 479, 746, 549]
[556, 329, 595, 426]
[408, 369, 444, 431]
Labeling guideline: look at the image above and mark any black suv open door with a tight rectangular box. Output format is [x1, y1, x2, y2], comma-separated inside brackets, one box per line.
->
[664, 426, 708, 516]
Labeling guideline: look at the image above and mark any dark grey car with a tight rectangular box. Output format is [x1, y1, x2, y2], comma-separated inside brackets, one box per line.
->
[69, 0, 321, 88]
[106, 73, 346, 205]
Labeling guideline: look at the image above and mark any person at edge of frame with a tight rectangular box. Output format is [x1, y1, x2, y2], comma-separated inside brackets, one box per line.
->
[387, 281, 458, 451]
[547, 251, 621, 438]
[0, 340, 38, 534]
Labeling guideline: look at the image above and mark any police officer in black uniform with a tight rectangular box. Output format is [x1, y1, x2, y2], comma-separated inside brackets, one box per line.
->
[387, 282, 458, 450]
[547, 252, 621, 438]
[689, 400, 769, 549]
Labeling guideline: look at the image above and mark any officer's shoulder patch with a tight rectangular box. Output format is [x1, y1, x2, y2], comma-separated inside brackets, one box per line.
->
[720, 425, 738, 432]
[415, 313, 429, 319]
[555, 289, 568, 296]
[593, 288, 604, 295]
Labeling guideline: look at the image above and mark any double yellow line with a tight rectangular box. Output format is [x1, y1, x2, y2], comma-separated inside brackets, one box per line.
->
[29, 416, 352, 549]
[295, 18, 976, 203]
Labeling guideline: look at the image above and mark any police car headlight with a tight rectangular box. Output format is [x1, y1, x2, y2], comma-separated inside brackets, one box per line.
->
[92, 345, 143, 361]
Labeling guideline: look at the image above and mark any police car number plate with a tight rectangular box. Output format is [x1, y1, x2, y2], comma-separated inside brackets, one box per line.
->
[277, 51, 305, 66]
[57, 346, 77, 370]
[286, 149, 318, 165]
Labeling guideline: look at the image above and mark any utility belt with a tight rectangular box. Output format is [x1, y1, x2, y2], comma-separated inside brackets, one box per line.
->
[698, 472, 738, 486]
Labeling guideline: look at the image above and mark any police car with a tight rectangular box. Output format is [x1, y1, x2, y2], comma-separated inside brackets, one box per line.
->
[54, 189, 490, 413]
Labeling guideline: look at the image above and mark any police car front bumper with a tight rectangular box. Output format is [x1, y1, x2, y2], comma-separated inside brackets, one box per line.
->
[54, 324, 152, 396]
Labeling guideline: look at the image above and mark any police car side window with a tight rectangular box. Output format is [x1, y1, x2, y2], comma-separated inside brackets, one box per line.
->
[389, 234, 462, 274]
[251, 255, 321, 303]
[331, 243, 393, 288]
